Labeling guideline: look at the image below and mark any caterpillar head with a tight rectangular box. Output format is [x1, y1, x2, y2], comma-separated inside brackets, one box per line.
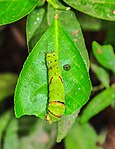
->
[46, 52, 58, 68]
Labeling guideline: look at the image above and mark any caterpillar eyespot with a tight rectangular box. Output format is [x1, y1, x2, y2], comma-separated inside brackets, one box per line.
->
[46, 52, 65, 124]
[63, 64, 71, 71]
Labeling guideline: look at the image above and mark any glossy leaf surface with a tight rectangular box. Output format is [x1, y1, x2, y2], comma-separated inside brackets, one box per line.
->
[26, 6, 48, 51]
[15, 19, 92, 119]
[64, 0, 115, 21]
[27, 5, 89, 69]
[48, 6, 89, 69]
[0, 0, 38, 25]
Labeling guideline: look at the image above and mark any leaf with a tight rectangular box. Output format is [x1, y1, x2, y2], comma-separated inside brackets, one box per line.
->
[65, 122, 102, 149]
[92, 41, 115, 73]
[0, 0, 39, 26]
[26, 6, 48, 51]
[91, 63, 110, 88]
[36, 0, 45, 7]
[48, 5, 89, 70]
[57, 109, 80, 143]
[63, 0, 115, 21]
[0, 111, 11, 146]
[3, 118, 19, 149]
[27, 3, 89, 69]
[80, 85, 115, 124]
[78, 15, 102, 31]
[0, 73, 17, 101]
[14, 19, 92, 119]
[47, 0, 70, 10]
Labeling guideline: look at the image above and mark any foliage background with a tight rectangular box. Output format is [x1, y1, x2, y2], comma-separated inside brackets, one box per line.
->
[0, 0, 115, 149]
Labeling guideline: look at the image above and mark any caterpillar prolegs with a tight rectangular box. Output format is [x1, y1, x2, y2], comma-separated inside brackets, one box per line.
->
[46, 52, 65, 124]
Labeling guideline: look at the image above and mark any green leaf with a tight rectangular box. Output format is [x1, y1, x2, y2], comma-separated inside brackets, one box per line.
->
[80, 85, 115, 124]
[57, 109, 80, 143]
[0, 0, 39, 26]
[48, 5, 89, 70]
[3, 118, 19, 149]
[26, 6, 48, 51]
[37, 0, 45, 7]
[63, 0, 115, 21]
[0, 111, 11, 146]
[14, 19, 92, 119]
[92, 41, 115, 73]
[65, 122, 102, 149]
[78, 15, 102, 31]
[27, 3, 89, 69]
[47, 0, 70, 10]
[91, 63, 110, 88]
[0, 73, 17, 101]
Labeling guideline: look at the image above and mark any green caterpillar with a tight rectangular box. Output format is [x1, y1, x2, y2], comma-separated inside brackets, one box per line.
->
[46, 52, 65, 124]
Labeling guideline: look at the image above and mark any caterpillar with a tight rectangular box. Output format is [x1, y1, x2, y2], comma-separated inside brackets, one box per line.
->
[46, 52, 65, 124]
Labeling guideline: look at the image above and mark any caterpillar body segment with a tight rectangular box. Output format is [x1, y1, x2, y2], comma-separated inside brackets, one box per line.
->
[46, 52, 65, 124]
